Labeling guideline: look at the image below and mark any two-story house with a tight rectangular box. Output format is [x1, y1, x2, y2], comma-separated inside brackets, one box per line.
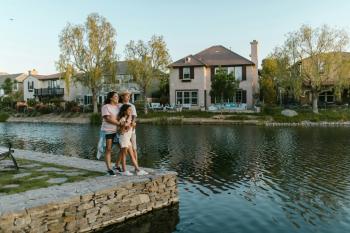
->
[0, 72, 28, 97]
[169, 41, 259, 109]
[23, 71, 66, 101]
[23, 61, 142, 104]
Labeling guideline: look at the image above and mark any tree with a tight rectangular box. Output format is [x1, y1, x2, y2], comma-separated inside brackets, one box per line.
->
[274, 25, 350, 113]
[260, 58, 278, 105]
[1, 78, 13, 95]
[125, 35, 171, 114]
[210, 68, 239, 104]
[57, 13, 117, 113]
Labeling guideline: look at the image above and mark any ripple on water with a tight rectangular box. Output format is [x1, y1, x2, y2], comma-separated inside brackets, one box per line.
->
[2, 123, 350, 233]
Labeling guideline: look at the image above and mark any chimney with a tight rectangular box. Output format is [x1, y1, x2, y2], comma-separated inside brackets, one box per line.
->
[250, 40, 258, 67]
[28, 69, 38, 76]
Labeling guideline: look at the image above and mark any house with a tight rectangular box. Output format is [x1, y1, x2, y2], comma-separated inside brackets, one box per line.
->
[23, 61, 142, 105]
[168, 41, 259, 109]
[0, 72, 28, 97]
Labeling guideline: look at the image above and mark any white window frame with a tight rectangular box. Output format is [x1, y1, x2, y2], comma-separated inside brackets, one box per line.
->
[175, 90, 198, 105]
[28, 81, 34, 92]
[183, 67, 191, 80]
[214, 66, 242, 81]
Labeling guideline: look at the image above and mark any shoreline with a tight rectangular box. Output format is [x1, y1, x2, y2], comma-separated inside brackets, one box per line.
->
[5, 115, 350, 127]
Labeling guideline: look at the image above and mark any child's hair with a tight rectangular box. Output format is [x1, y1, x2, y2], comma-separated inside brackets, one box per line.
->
[118, 104, 131, 119]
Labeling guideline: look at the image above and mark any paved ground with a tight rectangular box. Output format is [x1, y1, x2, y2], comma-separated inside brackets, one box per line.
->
[0, 148, 173, 216]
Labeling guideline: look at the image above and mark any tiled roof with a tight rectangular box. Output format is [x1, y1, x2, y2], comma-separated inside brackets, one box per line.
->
[169, 45, 254, 67]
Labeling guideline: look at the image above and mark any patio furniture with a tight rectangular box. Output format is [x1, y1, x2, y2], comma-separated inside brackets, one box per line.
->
[165, 104, 176, 111]
[150, 103, 163, 111]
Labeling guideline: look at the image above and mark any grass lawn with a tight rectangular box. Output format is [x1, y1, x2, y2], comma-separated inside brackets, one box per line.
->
[0, 158, 103, 195]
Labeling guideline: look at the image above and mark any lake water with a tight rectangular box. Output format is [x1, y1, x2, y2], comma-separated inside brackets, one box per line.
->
[1, 122, 350, 233]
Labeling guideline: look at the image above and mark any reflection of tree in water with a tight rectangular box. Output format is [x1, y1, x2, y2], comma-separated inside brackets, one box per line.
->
[97, 204, 179, 233]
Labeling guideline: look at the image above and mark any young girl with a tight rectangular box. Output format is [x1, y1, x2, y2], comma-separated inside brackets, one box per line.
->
[117, 104, 148, 176]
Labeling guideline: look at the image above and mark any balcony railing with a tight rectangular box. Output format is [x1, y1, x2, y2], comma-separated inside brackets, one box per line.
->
[34, 88, 64, 97]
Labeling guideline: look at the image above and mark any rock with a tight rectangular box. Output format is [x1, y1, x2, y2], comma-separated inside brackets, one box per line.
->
[13, 173, 32, 179]
[29, 175, 49, 180]
[3, 184, 20, 188]
[37, 167, 65, 172]
[47, 178, 68, 184]
[281, 109, 298, 117]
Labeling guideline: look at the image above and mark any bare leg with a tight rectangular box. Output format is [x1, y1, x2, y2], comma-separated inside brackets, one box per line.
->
[105, 139, 113, 170]
[115, 144, 123, 170]
[127, 146, 140, 171]
[120, 148, 128, 172]
[131, 133, 138, 166]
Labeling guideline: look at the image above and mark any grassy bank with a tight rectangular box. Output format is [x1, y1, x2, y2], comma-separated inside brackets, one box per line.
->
[5, 107, 350, 125]
[264, 107, 350, 123]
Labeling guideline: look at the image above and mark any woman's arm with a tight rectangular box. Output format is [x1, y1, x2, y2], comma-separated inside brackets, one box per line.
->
[104, 115, 120, 125]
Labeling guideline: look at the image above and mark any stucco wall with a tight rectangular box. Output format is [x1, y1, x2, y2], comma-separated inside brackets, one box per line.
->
[169, 67, 207, 108]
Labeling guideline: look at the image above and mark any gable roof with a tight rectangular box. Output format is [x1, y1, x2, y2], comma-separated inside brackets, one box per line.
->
[169, 45, 254, 67]
[30, 73, 62, 80]
[0, 73, 25, 85]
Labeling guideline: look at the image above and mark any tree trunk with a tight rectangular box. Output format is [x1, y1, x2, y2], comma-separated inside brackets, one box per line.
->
[92, 89, 98, 113]
[143, 86, 148, 114]
[312, 90, 319, 114]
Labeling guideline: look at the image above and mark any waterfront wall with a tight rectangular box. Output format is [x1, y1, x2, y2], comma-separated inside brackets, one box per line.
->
[0, 173, 178, 233]
[0, 149, 178, 233]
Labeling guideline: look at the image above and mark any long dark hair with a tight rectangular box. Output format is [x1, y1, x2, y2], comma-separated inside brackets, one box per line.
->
[104, 91, 117, 105]
[118, 104, 131, 119]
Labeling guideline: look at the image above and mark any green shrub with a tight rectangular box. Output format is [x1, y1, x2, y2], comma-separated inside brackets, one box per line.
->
[90, 113, 102, 125]
[0, 112, 10, 122]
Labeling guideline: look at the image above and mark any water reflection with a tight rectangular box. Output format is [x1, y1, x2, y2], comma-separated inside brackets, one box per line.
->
[1, 123, 350, 232]
[97, 204, 179, 233]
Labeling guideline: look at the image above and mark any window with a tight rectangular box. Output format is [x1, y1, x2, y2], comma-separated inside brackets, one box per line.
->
[319, 91, 334, 103]
[183, 67, 191, 80]
[235, 89, 247, 103]
[13, 81, 18, 91]
[84, 95, 92, 105]
[176, 90, 198, 105]
[214, 66, 242, 80]
[48, 80, 60, 88]
[28, 81, 34, 92]
[215, 67, 228, 74]
[234, 67, 242, 81]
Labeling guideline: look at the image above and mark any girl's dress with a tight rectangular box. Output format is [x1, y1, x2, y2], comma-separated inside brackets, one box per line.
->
[118, 116, 133, 148]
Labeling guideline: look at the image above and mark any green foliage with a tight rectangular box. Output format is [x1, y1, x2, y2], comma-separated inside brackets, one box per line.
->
[125, 35, 171, 113]
[27, 99, 37, 107]
[0, 96, 14, 108]
[65, 101, 79, 112]
[57, 13, 118, 113]
[90, 113, 102, 125]
[260, 77, 277, 105]
[134, 100, 147, 114]
[0, 112, 10, 122]
[210, 68, 239, 103]
[1, 78, 13, 95]
[271, 24, 350, 113]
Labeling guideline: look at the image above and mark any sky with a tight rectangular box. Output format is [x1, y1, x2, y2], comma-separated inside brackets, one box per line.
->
[0, 0, 350, 74]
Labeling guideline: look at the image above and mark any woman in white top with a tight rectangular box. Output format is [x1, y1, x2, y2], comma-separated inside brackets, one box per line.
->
[101, 91, 120, 176]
